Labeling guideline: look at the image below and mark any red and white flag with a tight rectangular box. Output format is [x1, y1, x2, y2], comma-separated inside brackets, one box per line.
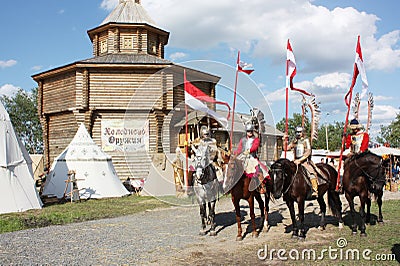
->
[286, 39, 311, 96]
[184, 70, 230, 127]
[237, 52, 254, 75]
[345, 35, 368, 107]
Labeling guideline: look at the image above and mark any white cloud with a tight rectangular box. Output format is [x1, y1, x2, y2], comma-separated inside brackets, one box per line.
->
[0, 84, 20, 97]
[139, 0, 399, 73]
[169, 52, 188, 61]
[31, 65, 43, 71]
[0, 59, 17, 69]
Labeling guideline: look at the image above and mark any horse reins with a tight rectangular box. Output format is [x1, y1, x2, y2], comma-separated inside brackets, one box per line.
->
[354, 158, 384, 184]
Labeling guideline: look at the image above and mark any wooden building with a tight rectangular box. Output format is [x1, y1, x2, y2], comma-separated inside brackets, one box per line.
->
[32, 0, 220, 185]
[32, 0, 283, 194]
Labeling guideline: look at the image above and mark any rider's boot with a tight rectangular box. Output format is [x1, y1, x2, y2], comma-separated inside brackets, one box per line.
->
[311, 176, 318, 197]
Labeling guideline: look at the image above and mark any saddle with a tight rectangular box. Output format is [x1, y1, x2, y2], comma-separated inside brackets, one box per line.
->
[301, 164, 328, 187]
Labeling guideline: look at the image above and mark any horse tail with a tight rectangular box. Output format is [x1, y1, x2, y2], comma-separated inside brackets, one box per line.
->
[327, 188, 342, 218]
[321, 163, 342, 218]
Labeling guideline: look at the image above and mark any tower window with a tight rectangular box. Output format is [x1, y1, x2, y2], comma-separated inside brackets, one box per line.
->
[148, 40, 157, 55]
[122, 36, 134, 49]
[100, 40, 108, 53]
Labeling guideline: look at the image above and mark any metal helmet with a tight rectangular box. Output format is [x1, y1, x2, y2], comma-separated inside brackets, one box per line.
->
[245, 123, 254, 132]
[200, 125, 210, 137]
[295, 126, 304, 138]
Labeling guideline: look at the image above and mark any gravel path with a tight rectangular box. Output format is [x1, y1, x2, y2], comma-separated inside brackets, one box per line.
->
[0, 191, 399, 265]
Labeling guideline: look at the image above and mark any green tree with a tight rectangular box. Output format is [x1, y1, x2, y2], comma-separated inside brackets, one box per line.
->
[376, 114, 400, 147]
[314, 121, 345, 151]
[276, 113, 311, 143]
[0, 88, 43, 153]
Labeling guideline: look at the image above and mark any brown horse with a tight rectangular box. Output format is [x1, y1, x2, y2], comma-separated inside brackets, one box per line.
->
[342, 151, 389, 236]
[270, 158, 342, 239]
[223, 154, 272, 241]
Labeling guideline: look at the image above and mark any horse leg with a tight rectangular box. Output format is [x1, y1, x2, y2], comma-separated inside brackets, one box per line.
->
[232, 196, 243, 241]
[264, 193, 270, 227]
[345, 192, 358, 235]
[249, 196, 258, 238]
[254, 192, 265, 231]
[209, 200, 217, 236]
[365, 197, 371, 224]
[199, 202, 207, 236]
[377, 191, 384, 224]
[287, 200, 298, 239]
[317, 195, 327, 231]
[359, 194, 368, 237]
[298, 200, 306, 240]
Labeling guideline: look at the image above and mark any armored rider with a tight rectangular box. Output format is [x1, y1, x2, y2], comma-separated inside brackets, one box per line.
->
[235, 123, 260, 159]
[345, 118, 369, 157]
[192, 125, 218, 173]
[286, 126, 324, 197]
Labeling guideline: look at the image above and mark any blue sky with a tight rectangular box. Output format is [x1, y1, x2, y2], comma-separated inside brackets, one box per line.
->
[1, 0, 399, 141]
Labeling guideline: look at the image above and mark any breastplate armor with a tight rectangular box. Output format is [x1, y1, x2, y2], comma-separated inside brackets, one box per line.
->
[245, 137, 254, 151]
[294, 138, 309, 159]
[351, 134, 364, 153]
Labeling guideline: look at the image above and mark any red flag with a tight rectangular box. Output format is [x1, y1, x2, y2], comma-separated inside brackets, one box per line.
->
[237, 53, 254, 75]
[345, 35, 368, 107]
[184, 71, 231, 125]
[286, 39, 312, 96]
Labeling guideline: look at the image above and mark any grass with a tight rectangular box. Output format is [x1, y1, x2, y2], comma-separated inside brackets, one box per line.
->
[0, 195, 171, 234]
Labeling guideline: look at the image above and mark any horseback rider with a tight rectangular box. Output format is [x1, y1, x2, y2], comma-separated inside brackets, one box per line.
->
[345, 118, 369, 157]
[286, 126, 325, 197]
[234, 123, 269, 192]
[192, 125, 218, 174]
[235, 123, 260, 158]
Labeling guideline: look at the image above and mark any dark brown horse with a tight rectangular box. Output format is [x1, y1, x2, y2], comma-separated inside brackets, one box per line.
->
[342, 151, 389, 236]
[270, 158, 342, 239]
[223, 154, 272, 241]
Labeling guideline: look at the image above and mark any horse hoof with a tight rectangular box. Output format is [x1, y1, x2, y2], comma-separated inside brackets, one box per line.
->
[338, 223, 344, 229]
[360, 233, 367, 237]
[378, 221, 384, 225]
[199, 230, 206, 236]
[351, 231, 357, 236]
[292, 235, 298, 239]
[252, 232, 259, 238]
[236, 236, 243, 241]
[210, 230, 217, 237]
[298, 237, 306, 241]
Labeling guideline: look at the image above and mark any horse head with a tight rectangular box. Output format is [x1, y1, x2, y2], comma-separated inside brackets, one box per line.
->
[270, 158, 295, 199]
[192, 144, 210, 183]
[351, 151, 389, 193]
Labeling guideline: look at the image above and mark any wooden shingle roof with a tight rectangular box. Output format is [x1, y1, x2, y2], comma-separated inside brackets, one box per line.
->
[100, 0, 156, 26]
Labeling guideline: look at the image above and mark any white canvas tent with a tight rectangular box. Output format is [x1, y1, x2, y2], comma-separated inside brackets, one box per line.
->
[370, 146, 400, 156]
[0, 102, 42, 214]
[42, 123, 129, 199]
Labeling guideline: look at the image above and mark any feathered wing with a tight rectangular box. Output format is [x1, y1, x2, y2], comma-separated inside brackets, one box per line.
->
[353, 92, 360, 120]
[366, 92, 374, 132]
[308, 96, 321, 144]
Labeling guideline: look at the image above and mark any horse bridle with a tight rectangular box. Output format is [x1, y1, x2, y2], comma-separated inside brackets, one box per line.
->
[271, 163, 299, 195]
[354, 158, 385, 184]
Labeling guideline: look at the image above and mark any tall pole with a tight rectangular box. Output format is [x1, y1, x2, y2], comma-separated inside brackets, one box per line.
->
[336, 90, 353, 191]
[230, 51, 240, 152]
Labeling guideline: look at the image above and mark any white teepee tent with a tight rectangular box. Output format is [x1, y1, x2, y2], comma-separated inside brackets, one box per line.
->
[42, 123, 129, 199]
[0, 102, 42, 214]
